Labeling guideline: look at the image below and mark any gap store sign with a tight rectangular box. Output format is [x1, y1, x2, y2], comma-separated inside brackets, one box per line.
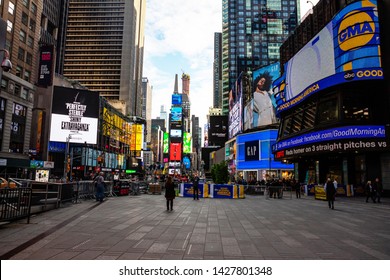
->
[236, 129, 293, 170]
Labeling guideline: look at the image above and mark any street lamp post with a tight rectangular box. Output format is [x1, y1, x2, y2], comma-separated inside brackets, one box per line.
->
[63, 135, 71, 182]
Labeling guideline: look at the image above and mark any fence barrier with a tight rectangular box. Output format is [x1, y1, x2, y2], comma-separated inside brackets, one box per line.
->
[0, 187, 32, 224]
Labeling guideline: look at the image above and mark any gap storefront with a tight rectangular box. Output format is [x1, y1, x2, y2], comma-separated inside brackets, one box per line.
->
[236, 129, 294, 183]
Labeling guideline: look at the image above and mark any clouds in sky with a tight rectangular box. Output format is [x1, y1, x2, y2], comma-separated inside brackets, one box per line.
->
[143, 0, 319, 131]
[144, 0, 221, 130]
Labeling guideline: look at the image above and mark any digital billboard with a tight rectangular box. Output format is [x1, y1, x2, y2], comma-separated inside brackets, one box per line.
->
[170, 129, 182, 138]
[208, 115, 228, 146]
[37, 45, 54, 86]
[274, 0, 383, 114]
[228, 73, 243, 139]
[183, 132, 192, 154]
[244, 63, 279, 130]
[130, 124, 144, 151]
[170, 107, 182, 123]
[50, 86, 99, 144]
[163, 132, 169, 153]
[170, 143, 182, 161]
[172, 94, 182, 105]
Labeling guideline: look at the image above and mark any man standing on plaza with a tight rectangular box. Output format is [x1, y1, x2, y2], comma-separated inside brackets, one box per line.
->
[325, 177, 337, 209]
[192, 172, 200, 200]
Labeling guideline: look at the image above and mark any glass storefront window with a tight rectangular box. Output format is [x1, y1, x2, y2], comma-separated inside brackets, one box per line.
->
[317, 98, 338, 124]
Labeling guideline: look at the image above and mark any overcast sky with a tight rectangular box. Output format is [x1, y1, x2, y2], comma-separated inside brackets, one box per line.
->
[143, 0, 319, 132]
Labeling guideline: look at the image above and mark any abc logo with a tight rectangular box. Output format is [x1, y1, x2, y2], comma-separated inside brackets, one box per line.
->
[356, 69, 383, 78]
[344, 71, 355, 80]
[338, 11, 375, 52]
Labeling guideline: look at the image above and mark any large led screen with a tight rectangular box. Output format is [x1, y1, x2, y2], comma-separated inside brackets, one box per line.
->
[50, 86, 99, 144]
[183, 132, 192, 154]
[170, 143, 182, 161]
[244, 63, 279, 130]
[274, 0, 382, 114]
[163, 132, 169, 153]
[170, 107, 182, 123]
[228, 73, 243, 139]
[172, 94, 182, 105]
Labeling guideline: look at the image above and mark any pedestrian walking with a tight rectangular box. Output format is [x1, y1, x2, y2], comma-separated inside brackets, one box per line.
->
[373, 177, 383, 203]
[293, 179, 301, 198]
[324, 177, 337, 209]
[93, 172, 105, 202]
[192, 172, 200, 200]
[164, 176, 175, 211]
[365, 180, 376, 203]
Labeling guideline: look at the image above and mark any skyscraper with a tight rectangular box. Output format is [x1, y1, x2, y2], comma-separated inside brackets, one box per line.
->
[213, 32, 222, 108]
[221, 0, 299, 115]
[142, 77, 152, 143]
[63, 0, 146, 117]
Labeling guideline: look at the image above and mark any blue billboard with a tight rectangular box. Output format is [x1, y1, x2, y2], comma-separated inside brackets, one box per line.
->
[172, 94, 182, 105]
[236, 129, 293, 170]
[273, 0, 382, 114]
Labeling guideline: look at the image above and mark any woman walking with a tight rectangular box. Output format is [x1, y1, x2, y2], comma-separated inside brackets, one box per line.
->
[165, 176, 176, 211]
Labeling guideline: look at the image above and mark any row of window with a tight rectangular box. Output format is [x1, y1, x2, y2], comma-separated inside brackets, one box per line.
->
[279, 92, 372, 139]
[1, 78, 34, 102]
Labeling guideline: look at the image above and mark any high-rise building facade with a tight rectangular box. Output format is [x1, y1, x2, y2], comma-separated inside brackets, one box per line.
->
[213, 32, 222, 108]
[63, 0, 146, 117]
[141, 77, 152, 143]
[0, 0, 43, 174]
[221, 0, 299, 115]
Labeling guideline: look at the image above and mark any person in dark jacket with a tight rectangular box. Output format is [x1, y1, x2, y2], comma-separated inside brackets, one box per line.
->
[373, 177, 383, 203]
[324, 177, 337, 209]
[164, 176, 176, 211]
[192, 173, 200, 200]
[365, 180, 376, 203]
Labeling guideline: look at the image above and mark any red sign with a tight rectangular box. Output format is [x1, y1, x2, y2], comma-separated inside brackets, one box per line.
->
[275, 150, 285, 159]
[170, 143, 181, 161]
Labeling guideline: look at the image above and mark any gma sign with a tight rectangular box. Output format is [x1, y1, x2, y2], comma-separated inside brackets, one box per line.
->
[338, 10, 376, 52]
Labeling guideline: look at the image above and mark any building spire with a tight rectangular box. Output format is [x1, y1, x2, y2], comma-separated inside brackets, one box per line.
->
[173, 74, 179, 93]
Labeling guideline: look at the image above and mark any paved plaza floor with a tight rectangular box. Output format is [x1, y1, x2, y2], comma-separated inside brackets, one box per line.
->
[0, 193, 389, 260]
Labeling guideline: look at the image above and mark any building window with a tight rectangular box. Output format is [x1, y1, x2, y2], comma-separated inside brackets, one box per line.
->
[23, 0, 30, 8]
[13, 103, 27, 117]
[317, 98, 338, 124]
[16, 66, 22, 78]
[26, 52, 33, 65]
[8, 2, 15, 15]
[22, 12, 29, 26]
[1, 78, 8, 91]
[24, 70, 31, 82]
[18, 47, 25, 61]
[7, 20, 13, 33]
[29, 19, 36, 32]
[27, 36, 34, 48]
[19, 30, 27, 42]
[342, 94, 370, 121]
[31, 2, 37, 15]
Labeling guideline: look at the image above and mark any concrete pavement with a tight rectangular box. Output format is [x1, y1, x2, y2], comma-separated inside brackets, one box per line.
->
[0, 193, 389, 260]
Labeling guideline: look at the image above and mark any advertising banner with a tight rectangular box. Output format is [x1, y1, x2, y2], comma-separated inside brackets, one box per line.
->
[180, 183, 207, 198]
[273, 125, 387, 153]
[244, 63, 279, 130]
[213, 184, 234, 199]
[172, 94, 182, 105]
[208, 115, 228, 146]
[163, 132, 169, 153]
[183, 132, 192, 154]
[170, 143, 181, 161]
[228, 74, 243, 139]
[50, 86, 99, 144]
[37, 45, 54, 86]
[274, 0, 383, 113]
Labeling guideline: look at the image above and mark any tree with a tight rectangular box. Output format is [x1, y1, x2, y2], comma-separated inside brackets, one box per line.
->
[211, 161, 229, 184]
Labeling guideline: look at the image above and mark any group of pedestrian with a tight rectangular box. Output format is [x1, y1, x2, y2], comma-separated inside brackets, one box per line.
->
[366, 177, 383, 203]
